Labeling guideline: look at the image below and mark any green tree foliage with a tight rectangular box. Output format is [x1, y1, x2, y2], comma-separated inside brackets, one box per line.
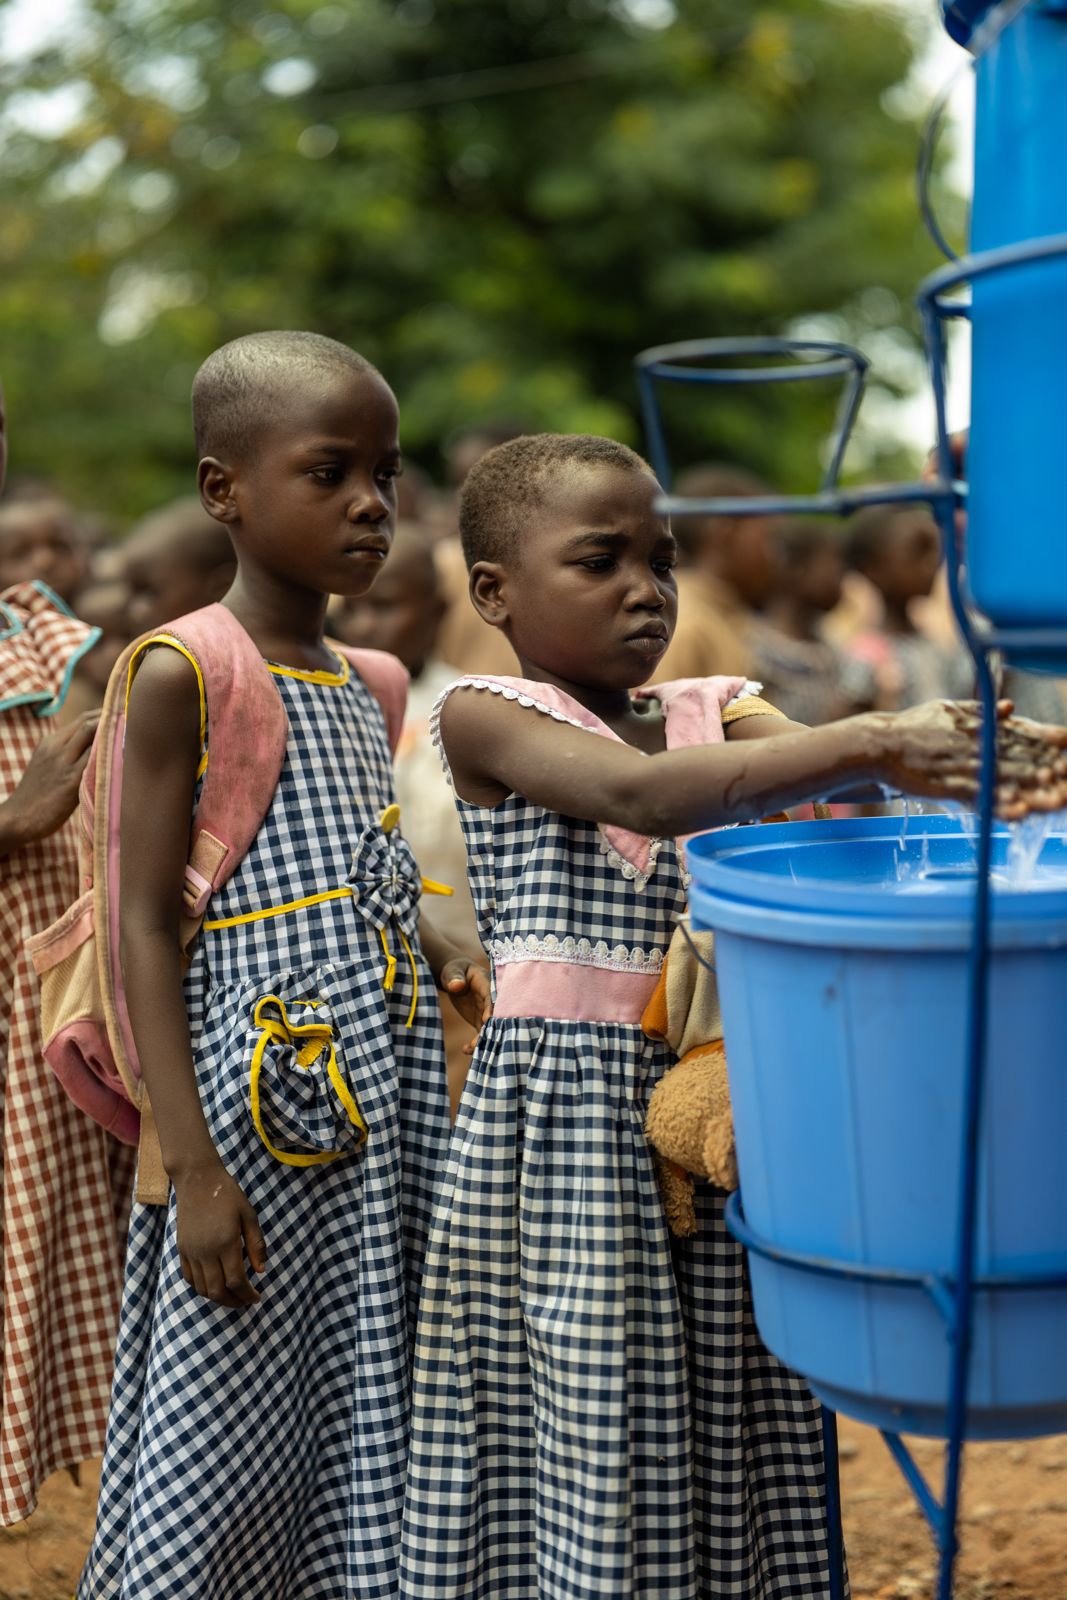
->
[0, 0, 952, 518]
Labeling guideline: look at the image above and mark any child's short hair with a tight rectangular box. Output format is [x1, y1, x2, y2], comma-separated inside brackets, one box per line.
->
[779, 520, 838, 570]
[192, 331, 379, 462]
[845, 503, 932, 576]
[670, 463, 771, 558]
[459, 433, 653, 568]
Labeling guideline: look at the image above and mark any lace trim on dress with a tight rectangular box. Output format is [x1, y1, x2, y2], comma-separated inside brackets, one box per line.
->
[491, 932, 665, 974]
[429, 677, 593, 789]
[596, 831, 665, 893]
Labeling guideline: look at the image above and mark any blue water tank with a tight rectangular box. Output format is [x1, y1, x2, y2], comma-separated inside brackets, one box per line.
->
[952, 3, 1067, 654]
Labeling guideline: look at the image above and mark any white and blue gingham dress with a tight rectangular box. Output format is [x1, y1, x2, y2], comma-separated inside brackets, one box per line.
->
[400, 680, 837, 1600]
[79, 656, 451, 1600]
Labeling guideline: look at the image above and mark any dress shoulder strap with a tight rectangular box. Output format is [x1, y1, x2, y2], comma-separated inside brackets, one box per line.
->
[331, 643, 409, 754]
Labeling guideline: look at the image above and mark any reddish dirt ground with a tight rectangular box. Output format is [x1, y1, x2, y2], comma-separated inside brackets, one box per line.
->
[1, 1422, 1064, 1599]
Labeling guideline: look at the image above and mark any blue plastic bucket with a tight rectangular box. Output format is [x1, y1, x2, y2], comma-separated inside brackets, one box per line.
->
[687, 816, 1067, 1439]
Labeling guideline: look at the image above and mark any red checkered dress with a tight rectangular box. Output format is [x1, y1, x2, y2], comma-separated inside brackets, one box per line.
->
[0, 583, 134, 1524]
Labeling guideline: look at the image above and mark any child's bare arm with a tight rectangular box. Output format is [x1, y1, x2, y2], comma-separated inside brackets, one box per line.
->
[440, 690, 1067, 832]
[726, 698, 1067, 818]
[122, 650, 265, 1308]
[0, 710, 99, 857]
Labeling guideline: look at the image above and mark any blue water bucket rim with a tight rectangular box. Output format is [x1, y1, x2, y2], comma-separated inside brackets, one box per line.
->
[686, 816, 1067, 950]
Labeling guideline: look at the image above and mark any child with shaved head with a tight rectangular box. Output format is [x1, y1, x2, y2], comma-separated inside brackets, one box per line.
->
[78, 333, 488, 1599]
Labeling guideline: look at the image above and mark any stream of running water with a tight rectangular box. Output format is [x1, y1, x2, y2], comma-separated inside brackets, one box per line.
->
[890, 799, 1067, 889]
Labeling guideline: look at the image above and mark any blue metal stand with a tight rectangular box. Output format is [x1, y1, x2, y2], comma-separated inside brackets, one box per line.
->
[635, 233, 1067, 1600]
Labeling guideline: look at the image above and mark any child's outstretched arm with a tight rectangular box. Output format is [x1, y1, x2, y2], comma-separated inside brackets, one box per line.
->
[440, 691, 1067, 834]
[121, 649, 265, 1309]
[0, 710, 99, 857]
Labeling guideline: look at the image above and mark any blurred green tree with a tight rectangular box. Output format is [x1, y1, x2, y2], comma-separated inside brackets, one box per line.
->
[0, 0, 955, 519]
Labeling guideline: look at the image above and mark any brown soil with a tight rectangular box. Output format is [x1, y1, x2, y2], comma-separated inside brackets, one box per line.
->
[2, 1423, 1064, 1599]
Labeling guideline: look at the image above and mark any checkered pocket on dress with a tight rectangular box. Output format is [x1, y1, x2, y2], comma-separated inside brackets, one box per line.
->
[245, 992, 368, 1165]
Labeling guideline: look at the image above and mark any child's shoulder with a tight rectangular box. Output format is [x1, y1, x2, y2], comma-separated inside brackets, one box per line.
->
[437, 674, 606, 736]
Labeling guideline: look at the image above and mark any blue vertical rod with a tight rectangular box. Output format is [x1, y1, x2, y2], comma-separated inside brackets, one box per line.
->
[936, 647, 999, 1600]
[635, 366, 673, 489]
[919, 283, 998, 1600]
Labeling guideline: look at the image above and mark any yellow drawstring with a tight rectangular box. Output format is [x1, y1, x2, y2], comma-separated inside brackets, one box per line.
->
[379, 923, 419, 1026]
[397, 926, 419, 1028]
[378, 926, 398, 991]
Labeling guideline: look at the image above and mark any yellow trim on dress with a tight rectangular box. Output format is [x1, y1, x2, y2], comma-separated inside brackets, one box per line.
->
[266, 652, 349, 686]
[204, 806, 443, 1028]
[248, 995, 367, 1167]
[203, 886, 354, 931]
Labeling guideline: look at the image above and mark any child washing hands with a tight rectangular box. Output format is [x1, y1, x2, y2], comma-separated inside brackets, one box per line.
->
[399, 433, 1067, 1600]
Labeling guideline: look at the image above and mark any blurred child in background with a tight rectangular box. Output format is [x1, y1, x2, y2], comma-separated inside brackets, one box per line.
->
[333, 521, 483, 1112]
[754, 521, 876, 724]
[121, 494, 236, 635]
[0, 381, 134, 1526]
[844, 504, 971, 709]
[73, 576, 132, 700]
[0, 493, 91, 607]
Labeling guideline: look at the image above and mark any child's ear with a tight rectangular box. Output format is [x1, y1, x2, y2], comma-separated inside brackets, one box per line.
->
[198, 457, 239, 524]
[469, 561, 508, 629]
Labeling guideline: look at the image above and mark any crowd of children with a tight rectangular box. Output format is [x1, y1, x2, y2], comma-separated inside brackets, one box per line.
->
[2, 341, 1067, 1598]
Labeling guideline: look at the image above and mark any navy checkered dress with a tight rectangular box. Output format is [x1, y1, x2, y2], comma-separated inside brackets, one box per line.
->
[400, 680, 838, 1600]
[79, 657, 451, 1599]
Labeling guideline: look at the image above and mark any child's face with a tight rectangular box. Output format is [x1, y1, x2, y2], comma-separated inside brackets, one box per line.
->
[724, 515, 781, 610]
[219, 368, 401, 601]
[795, 541, 844, 615]
[0, 498, 89, 603]
[872, 513, 942, 604]
[486, 463, 679, 691]
[77, 579, 132, 692]
[124, 544, 227, 635]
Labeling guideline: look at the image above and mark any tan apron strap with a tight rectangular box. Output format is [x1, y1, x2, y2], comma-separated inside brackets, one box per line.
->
[135, 1091, 171, 1207]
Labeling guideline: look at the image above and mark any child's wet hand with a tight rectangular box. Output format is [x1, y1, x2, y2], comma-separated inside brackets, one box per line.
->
[439, 957, 492, 1053]
[874, 702, 1067, 819]
[992, 714, 1067, 817]
[173, 1160, 266, 1309]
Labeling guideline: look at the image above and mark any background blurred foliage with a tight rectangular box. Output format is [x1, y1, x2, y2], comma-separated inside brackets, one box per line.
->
[0, 0, 957, 522]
